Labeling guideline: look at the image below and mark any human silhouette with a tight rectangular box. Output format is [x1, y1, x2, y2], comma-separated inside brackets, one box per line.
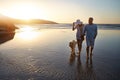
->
[72, 19, 84, 55]
[84, 17, 98, 58]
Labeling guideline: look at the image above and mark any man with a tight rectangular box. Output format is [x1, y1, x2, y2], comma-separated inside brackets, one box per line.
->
[84, 17, 98, 58]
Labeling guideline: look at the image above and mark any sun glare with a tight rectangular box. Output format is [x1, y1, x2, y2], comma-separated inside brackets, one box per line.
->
[3, 4, 47, 20]
[20, 27, 35, 32]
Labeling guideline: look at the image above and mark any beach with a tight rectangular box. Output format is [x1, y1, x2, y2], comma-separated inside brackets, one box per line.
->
[0, 24, 120, 80]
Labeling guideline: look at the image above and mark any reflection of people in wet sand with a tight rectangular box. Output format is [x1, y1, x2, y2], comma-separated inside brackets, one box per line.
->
[77, 56, 96, 80]
[72, 19, 84, 55]
[85, 56, 96, 80]
[76, 55, 84, 80]
[84, 17, 98, 58]
[69, 53, 96, 80]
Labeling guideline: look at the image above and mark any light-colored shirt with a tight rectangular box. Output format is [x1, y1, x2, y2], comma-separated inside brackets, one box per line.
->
[84, 24, 97, 40]
[73, 22, 84, 39]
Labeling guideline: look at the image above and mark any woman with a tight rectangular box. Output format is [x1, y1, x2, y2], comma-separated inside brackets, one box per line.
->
[72, 19, 84, 55]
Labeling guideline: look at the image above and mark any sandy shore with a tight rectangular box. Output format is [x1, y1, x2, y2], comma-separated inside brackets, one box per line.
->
[0, 27, 120, 80]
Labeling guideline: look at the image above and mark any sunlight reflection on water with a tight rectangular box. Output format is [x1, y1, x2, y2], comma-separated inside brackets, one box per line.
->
[16, 26, 41, 40]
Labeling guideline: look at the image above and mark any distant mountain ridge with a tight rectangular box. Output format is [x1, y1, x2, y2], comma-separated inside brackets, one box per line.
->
[0, 14, 57, 24]
[0, 14, 57, 31]
[12, 19, 58, 24]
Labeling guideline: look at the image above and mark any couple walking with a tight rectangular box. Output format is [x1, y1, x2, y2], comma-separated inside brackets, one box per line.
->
[72, 17, 97, 58]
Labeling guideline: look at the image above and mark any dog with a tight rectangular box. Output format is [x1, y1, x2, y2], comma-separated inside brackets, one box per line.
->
[69, 40, 77, 53]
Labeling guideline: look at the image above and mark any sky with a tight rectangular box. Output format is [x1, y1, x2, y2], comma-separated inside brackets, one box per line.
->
[0, 0, 120, 24]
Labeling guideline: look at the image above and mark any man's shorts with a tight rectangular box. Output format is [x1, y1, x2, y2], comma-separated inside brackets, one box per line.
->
[86, 39, 95, 47]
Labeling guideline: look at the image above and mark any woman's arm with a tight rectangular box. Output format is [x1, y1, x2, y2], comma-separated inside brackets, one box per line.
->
[72, 22, 75, 31]
[72, 22, 78, 31]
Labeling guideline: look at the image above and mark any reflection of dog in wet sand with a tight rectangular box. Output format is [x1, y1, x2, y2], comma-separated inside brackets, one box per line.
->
[69, 40, 77, 54]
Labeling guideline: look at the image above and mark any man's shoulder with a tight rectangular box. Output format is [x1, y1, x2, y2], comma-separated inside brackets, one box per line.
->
[93, 24, 97, 26]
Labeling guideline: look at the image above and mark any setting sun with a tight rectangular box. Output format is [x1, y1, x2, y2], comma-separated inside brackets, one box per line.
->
[2, 3, 47, 20]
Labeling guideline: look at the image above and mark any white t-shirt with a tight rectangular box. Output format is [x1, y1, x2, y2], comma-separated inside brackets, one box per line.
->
[73, 22, 84, 39]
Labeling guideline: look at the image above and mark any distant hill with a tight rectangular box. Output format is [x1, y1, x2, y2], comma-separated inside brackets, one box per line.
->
[12, 19, 58, 24]
[0, 14, 18, 31]
[0, 14, 57, 31]
[0, 14, 57, 24]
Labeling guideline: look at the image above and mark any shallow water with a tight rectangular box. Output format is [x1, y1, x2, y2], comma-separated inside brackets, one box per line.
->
[0, 24, 120, 80]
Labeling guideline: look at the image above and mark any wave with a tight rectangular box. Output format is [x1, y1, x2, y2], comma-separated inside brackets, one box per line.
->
[15, 24, 120, 30]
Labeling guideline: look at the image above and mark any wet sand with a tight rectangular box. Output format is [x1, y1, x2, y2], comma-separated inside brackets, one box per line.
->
[0, 26, 120, 80]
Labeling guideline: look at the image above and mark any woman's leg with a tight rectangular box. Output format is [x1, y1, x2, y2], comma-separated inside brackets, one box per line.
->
[77, 39, 82, 54]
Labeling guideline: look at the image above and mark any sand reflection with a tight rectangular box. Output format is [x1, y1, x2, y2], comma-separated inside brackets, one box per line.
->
[69, 52, 96, 80]
[84, 56, 96, 80]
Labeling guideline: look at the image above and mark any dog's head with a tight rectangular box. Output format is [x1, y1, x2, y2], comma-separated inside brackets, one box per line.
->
[69, 40, 77, 52]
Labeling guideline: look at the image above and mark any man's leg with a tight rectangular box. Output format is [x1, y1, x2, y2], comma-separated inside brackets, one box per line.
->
[90, 39, 95, 56]
[90, 47, 93, 55]
[86, 39, 90, 58]
[86, 46, 89, 58]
